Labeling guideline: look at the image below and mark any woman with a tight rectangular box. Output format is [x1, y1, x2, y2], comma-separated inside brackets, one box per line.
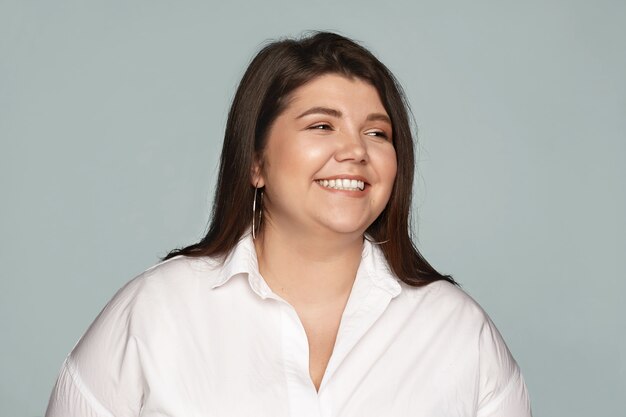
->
[46, 32, 532, 416]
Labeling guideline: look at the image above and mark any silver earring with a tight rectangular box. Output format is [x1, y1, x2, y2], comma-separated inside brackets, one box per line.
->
[252, 185, 263, 240]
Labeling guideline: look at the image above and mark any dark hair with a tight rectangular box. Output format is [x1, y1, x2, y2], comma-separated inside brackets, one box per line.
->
[165, 31, 455, 287]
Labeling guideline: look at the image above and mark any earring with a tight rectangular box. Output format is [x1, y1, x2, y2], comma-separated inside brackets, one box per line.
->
[252, 184, 263, 240]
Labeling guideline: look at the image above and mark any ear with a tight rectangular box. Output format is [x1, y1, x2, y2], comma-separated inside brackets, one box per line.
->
[250, 154, 265, 188]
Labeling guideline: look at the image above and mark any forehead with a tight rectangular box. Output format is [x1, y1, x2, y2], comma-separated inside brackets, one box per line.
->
[284, 74, 387, 113]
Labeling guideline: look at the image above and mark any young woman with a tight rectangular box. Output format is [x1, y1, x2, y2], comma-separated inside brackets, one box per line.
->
[46, 32, 532, 417]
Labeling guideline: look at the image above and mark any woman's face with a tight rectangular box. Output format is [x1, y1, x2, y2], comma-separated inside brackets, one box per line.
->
[253, 73, 397, 238]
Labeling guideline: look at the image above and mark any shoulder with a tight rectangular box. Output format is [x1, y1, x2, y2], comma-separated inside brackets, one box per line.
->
[68, 255, 224, 358]
[129, 255, 222, 292]
[90, 255, 223, 323]
[139, 254, 222, 285]
[395, 280, 531, 414]
[55, 258, 218, 416]
[399, 279, 490, 328]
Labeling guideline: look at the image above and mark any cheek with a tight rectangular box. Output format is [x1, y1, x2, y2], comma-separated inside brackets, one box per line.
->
[377, 147, 398, 184]
[388, 151, 398, 181]
[274, 139, 332, 175]
[264, 142, 301, 179]
[377, 149, 398, 210]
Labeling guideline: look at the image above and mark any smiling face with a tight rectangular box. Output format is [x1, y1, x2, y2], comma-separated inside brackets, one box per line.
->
[252, 73, 397, 239]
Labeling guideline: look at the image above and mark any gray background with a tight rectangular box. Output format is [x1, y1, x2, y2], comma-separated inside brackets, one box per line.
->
[1, 1, 624, 416]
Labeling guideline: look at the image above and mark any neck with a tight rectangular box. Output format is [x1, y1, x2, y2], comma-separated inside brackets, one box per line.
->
[254, 224, 364, 307]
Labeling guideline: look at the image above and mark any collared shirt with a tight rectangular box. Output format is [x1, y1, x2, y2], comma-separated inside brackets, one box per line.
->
[45, 233, 532, 417]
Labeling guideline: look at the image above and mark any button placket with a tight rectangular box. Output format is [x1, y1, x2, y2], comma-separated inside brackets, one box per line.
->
[280, 303, 323, 417]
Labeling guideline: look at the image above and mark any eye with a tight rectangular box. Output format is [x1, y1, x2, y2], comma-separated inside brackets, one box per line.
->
[309, 123, 333, 131]
[366, 130, 390, 140]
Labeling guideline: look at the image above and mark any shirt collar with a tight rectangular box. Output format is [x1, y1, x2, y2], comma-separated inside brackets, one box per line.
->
[360, 237, 403, 297]
[209, 230, 402, 299]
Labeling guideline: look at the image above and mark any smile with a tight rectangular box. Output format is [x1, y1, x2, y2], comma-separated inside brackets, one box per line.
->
[315, 178, 366, 191]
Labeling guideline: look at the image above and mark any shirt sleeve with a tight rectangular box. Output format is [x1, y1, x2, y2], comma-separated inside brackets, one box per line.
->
[45, 277, 146, 417]
[476, 316, 532, 417]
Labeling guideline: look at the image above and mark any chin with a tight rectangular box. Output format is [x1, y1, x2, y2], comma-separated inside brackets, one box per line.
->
[311, 211, 377, 236]
[318, 221, 371, 236]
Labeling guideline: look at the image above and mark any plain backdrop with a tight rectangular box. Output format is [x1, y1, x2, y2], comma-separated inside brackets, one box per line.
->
[1, 1, 624, 416]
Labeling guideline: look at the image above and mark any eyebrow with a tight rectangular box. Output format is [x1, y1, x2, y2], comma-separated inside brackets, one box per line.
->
[295, 106, 392, 125]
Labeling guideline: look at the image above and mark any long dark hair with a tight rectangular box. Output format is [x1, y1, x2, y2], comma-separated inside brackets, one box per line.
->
[164, 31, 455, 287]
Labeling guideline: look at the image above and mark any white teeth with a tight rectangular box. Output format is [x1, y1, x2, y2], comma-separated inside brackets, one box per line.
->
[316, 179, 366, 191]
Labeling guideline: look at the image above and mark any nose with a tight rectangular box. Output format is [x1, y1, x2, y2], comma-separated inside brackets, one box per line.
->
[334, 130, 369, 164]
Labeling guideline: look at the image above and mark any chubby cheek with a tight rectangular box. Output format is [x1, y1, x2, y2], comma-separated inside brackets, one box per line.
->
[373, 149, 398, 210]
[263, 145, 322, 205]
[377, 147, 398, 188]
[275, 139, 332, 178]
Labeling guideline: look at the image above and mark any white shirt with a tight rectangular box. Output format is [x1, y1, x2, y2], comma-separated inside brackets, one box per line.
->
[46, 232, 532, 417]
